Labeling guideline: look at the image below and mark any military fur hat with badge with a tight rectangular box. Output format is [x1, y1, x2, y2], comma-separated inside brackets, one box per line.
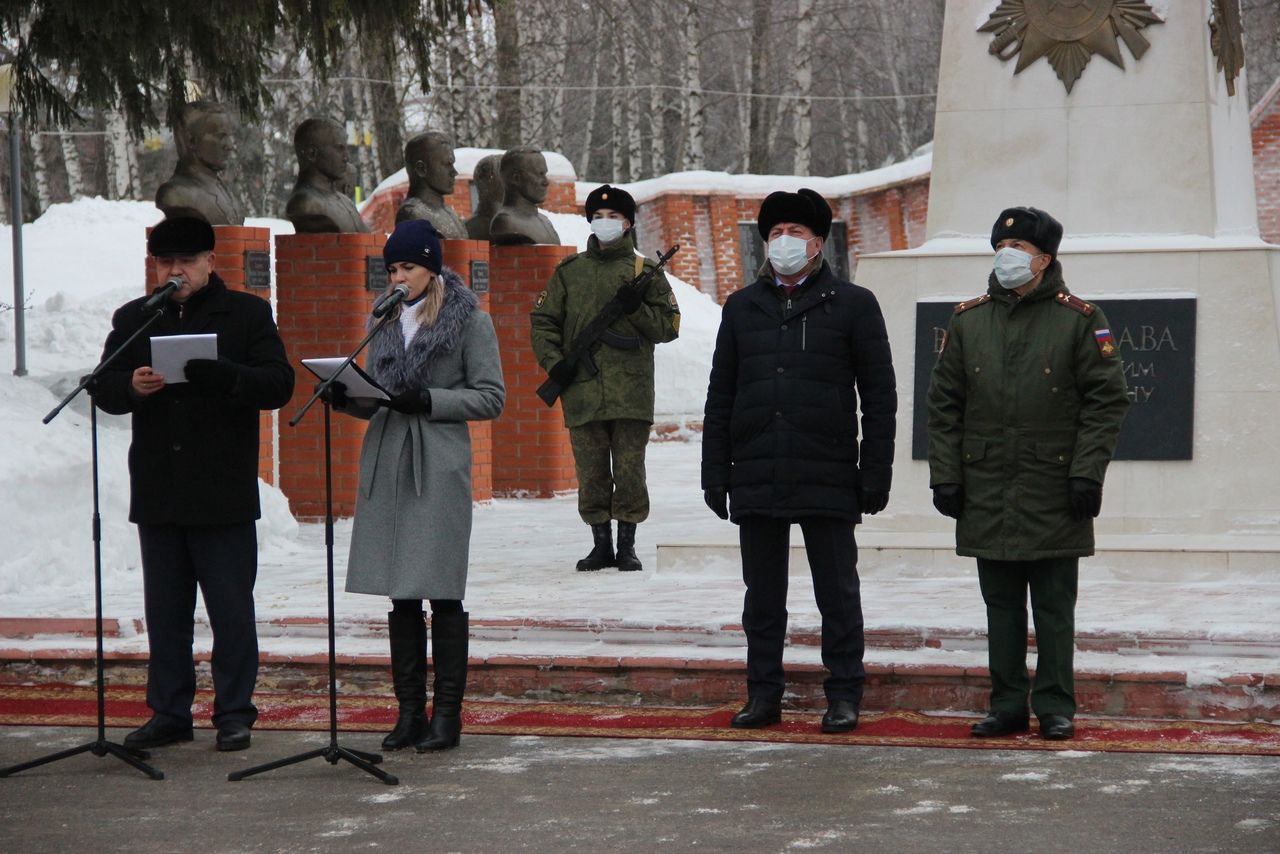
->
[584, 184, 637, 225]
[383, 217, 444, 273]
[990, 206, 1063, 259]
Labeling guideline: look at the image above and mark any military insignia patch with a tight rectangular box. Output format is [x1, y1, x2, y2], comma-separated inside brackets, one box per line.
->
[535, 290, 547, 308]
[1095, 328, 1117, 358]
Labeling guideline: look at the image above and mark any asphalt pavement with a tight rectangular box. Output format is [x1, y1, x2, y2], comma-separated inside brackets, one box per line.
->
[2, 725, 1278, 852]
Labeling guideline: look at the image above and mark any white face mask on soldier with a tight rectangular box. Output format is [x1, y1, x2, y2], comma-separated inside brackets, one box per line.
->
[767, 234, 817, 276]
[992, 247, 1044, 289]
[590, 218, 626, 245]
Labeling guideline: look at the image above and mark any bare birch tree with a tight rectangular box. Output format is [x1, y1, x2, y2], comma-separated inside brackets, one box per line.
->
[791, 0, 815, 174]
[680, 0, 704, 171]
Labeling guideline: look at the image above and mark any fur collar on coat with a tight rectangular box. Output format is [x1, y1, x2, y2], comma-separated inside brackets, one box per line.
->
[367, 268, 478, 393]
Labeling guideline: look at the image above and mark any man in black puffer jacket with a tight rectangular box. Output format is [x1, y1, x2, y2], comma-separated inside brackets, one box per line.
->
[702, 188, 897, 733]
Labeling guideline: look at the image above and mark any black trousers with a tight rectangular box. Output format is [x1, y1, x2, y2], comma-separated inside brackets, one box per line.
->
[739, 515, 865, 704]
[976, 556, 1079, 719]
[138, 522, 259, 728]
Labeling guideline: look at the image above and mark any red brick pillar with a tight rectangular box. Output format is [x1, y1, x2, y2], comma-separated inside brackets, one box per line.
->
[487, 243, 578, 497]
[275, 232, 385, 520]
[143, 225, 278, 484]
[441, 239, 495, 502]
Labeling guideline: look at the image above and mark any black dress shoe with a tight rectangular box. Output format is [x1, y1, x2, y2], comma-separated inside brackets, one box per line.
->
[970, 710, 1030, 737]
[820, 700, 859, 733]
[216, 721, 252, 752]
[123, 716, 194, 750]
[730, 698, 782, 729]
[1039, 714, 1075, 741]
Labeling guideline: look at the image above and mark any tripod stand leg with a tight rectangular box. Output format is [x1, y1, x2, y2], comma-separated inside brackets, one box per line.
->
[345, 747, 384, 765]
[227, 747, 329, 782]
[0, 740, 163, 780]
[335, 747, 399, 785]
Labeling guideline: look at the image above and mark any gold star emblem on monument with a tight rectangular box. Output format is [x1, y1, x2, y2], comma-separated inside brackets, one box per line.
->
[978, 0, 1164, 93]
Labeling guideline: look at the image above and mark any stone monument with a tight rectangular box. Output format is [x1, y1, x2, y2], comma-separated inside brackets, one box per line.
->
[465, 153, 505, 241]
[155, 101, 244, 225]
[285, 117, 370, 234]
[396, 131, 468, 238]
[489, 147, 560, 245]
[849, 0, 1280, 573]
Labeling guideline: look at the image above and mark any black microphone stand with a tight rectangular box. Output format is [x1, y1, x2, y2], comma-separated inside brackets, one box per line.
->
[230, 312, 397, 785]
[1, 304, 172, 780]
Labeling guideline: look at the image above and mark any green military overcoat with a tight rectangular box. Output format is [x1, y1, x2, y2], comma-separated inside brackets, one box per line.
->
[926, 263, 1129, 561]
[530, 232, 680, 428]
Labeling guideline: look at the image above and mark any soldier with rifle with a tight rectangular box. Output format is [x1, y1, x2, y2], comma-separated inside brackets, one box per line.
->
[530, 185, 681, 572]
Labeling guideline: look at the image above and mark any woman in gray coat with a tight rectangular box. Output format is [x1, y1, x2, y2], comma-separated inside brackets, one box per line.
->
[330, 218, 505, 752]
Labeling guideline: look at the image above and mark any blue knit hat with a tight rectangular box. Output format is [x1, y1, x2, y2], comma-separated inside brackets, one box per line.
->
[383, 218, 443, 273]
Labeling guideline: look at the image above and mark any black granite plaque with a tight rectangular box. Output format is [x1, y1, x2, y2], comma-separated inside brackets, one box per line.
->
[470, 260, 490, 293]
[366, 256, 385, 292]
[244, 250, 270, 290]
[911, 297, 1197, 462]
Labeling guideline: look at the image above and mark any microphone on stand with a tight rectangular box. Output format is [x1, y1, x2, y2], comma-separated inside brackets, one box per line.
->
[371, 283, 411, 319]
[143, 277, 184, 312]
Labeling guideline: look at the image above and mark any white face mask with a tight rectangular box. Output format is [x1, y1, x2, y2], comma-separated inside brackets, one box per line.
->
[590, 218, 626, 245]
[767, 234, 817, 276]
[992, 247, 1044, 289]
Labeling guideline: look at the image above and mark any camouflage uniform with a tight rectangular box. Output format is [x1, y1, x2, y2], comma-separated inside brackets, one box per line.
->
[530, 231, 680, 524]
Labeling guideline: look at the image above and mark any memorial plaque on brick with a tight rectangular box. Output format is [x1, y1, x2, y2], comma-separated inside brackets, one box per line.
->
[244, 250, 271, 291]
[470, 260, 490, 293]
[911, 297, 1197, 461]
[366, 256, 385, 292]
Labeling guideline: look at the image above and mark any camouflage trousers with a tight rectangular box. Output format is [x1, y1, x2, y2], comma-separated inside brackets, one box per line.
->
[568, 419, 651, 525]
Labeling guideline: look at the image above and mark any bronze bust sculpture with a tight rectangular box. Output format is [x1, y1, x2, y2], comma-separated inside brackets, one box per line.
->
[489, 148, 560, 246]
[465, 153, 505, 241]
[155, 101, 244, 225]
[285, 117, 370, 234]
[396, 132, 468, 239]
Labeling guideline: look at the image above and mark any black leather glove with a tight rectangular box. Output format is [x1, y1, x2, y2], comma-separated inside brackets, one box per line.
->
[315, 380, 349, 411]
[704, 487, 728, 520]
[385, 388, 432, 415]
[932, 483, 964, 519]
[547, 360, 577, 387]
[859, 489, 889, 516]
[612, 284, 644, 314]
[184, 357, 239, 394]
[1067, 477, 1103, 521]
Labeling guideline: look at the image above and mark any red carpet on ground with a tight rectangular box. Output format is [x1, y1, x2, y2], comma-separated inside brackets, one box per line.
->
[3, 683, 1278, 756]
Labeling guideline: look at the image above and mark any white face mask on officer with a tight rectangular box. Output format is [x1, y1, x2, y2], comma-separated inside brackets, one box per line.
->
[992, 247, 1045, 290]
[590, 217, 626, 245]
[767, 234, 818, 276]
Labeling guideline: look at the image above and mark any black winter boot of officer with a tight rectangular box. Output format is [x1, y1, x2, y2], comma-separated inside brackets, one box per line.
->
[382, 608, 427, 750]
[616, 522, 643, 572]
[416, 611, 469, 752]
[576, 523, 615, 571]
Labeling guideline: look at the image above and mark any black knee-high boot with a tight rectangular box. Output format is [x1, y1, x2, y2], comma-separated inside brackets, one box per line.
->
[382, 608, 427, 750]
[416, 610, 468, 752]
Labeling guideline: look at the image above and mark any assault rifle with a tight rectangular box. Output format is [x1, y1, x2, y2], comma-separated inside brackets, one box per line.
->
[536, 243, 680, 407]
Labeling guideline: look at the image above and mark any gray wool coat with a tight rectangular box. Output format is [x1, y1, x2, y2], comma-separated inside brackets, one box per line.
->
[343, 270, 505, 600]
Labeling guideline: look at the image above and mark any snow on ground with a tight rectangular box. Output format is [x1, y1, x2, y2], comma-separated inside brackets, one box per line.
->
[1, 200, 1278, 676]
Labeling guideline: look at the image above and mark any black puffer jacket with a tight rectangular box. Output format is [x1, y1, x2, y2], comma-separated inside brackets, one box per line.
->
[701, 260, 896, 521]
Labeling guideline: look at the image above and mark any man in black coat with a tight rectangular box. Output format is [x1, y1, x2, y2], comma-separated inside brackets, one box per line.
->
[91, 217, 294, 752]
[702, 189, 896, 733]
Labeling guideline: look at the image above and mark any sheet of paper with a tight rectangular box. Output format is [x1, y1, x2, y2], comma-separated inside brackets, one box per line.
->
[301, 357, 390, 401]
[149, 334, 218, 384]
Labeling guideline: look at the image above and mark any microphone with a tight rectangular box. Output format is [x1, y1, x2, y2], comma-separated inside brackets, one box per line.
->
[143, 277, 183, 312]
[372, 283, 411, 319]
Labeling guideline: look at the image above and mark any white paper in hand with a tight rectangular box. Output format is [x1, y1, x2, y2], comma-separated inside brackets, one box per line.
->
[150, 334, 218, 383]
[302, 357, 390, 401]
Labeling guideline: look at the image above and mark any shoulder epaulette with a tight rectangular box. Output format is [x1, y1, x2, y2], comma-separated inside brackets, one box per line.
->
[954, 294, 992, 314]
[1054, 291, 1095, 316]
[554, 253, 583, 270]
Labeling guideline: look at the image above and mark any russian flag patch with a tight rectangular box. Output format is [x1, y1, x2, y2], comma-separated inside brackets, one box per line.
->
[1095, 328, 1117, 358]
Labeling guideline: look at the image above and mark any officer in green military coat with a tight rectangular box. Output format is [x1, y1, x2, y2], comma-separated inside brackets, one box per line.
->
[530, 185, 680, 572]
[926, 206, 1128, 741]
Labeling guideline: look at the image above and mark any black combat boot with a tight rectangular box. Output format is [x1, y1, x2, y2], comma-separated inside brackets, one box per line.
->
[382, 609, 428, 750]
[416, 611, 469, 752]
[616, 522, 642, 572]
[576, 523, 615, 571]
